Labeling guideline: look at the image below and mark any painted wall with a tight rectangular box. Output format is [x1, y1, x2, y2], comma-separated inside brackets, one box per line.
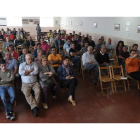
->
[60, 17, 140, 49]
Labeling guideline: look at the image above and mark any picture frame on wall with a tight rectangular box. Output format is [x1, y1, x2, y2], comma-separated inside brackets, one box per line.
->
[22, 19, 29, 24]
[137, 25, 140, 33]
[114, 24, 120, 31]
[69, 21, 72, 25]
[33, 19, 40, 24]
[29, 19, 33, 22]
[93, 22, 98, 28]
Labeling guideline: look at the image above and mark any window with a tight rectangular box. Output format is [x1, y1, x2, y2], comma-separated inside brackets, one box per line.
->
[7, 16, 22, 26]
[40, 17, 53, 27]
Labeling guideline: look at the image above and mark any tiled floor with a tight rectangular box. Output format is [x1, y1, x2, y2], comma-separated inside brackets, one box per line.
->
[0, 74, 140, 123]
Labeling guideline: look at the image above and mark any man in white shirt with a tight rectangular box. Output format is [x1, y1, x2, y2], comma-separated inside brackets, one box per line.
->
[19, 54, 41, 117]
[82, 46, 99, 84]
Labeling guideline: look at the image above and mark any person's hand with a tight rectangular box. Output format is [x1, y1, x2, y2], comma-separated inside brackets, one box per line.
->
[133, 54, 138, 58]
[30, 68, 34, 72]
[44, 72, 49, 75]
[103, 62, 106, 65]
[66, 76, 70, 79]
[70, 77, 74, 79]
[48, 72, 53, 77]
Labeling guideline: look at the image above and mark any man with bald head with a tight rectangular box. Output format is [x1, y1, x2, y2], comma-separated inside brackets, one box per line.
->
[19, 54, 41, 117]
[4, 52, 18, 75]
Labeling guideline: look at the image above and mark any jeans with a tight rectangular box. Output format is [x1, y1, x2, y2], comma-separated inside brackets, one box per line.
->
[70, 56, 81, 72]
[84, 62, 99, 83]
[0, 86, 15, 113]
[100, 63, 109, 75]
[37, 32, 41, 41]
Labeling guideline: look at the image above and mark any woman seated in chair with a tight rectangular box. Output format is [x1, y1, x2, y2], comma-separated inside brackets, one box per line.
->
[34, 49, 43, 65]
[39, 55, 58, 109]
[58, 56, 77, 107]
[8, 45, 18, 60]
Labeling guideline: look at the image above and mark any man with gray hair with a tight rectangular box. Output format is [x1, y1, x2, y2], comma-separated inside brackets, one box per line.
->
[19, 54, 41, 117]
[82, 46, 99, 84]
[36, 23, 41, 41]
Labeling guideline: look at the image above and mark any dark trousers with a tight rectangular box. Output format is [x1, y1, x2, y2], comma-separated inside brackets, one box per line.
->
[130, 71, 140, 81]
[70, 57, 81, 72]
[42, 84, 58, 103]
[61, 78, 76, 100]
[37, 32, 41, 42]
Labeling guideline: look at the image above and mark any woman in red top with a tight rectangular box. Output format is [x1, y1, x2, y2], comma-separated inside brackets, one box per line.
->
[9, 32, 15, 42]
[8, 45, 18, 60]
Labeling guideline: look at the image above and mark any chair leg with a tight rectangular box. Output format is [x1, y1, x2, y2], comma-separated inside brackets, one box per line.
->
[100, 80, 103, 94]
[137, 81, 140, 89]
[111, 82, 114, 93]
[123, 81, 126, 91]
[127, 79, 130, 90]
[82, 69, 84, 80]
[114, 81, 117, 92]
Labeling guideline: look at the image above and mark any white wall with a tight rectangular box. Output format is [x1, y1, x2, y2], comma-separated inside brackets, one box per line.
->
[60, 17, 140, 48]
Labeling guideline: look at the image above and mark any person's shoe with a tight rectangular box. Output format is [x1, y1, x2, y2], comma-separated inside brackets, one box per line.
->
[7, 112, 15, 120]
[32, 107, 38, 117]
[52, 96, 56, 100]
[6, 113, 10, 119]
[68, 97, 76, 107]
[72, 101, 76, 106]
[42, 103, 48, 109]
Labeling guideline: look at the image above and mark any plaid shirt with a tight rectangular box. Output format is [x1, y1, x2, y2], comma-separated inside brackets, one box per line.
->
[18, 54, 26, 65]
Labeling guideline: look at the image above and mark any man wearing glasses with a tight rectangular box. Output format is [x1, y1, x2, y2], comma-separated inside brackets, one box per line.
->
[125, 50, 140, 82]
[48, 47, 62, 72]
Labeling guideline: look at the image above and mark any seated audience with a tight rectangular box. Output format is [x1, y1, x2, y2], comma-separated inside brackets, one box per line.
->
[75, 34, 80, 44]
[82, 46, 99, 84]
[40, 38, 50, 55]
[18, 47, 28, 65]
[47, 30, 52, 38]
[0, 31, 3, 40]
[19, 54, 41, 117]
[3, 36, 14, 49]
[101, 36, 106, 45]
[125, 50, 140, 83]
[69, 43, 81, 74]
[76, 41, 84, 51]
[132, 44, 140, 57]
[14, 35, 24, 47]
[49, 34, 55, 47]
[8, 45, 18, 60]
[0, 59, 15, 120]
[105, 38, 114, 57]
[118, 46, 129, 66]
[12, 28, 17, 38]
[54, 35, 64, 53]
[88, 36, 95, 49]
[20, 28, 26, 38]
[60, 34, 65, 40]
[80, 42, 89, 55]
[34, 50, 43, 65]
[48, 47, 62, 71]
[4, 52, 18, 75]
[63, 39, 71, 56]
[58, 56, 77, 106]
[71, 37, 77, 46]
[16, 28, 23, 39]
[96, 45, 109, 67]
[1, 30, 7, 41]
[25, 36, 35, 48]
[33, 43, 46, 59]
[5, 28, 10, 35]
[95, 39, 102, 51]
[84, 34, 89, 42]
[39, 55, 58, 109]
[9, 31, 15, 42]
[116, 41, 124, 56]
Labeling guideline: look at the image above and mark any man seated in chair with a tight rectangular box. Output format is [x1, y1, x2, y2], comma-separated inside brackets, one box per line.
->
[48, 47, 62, 72]
[80, 42, 89, 55]
[125, 50, 140, 83]
[132, 44, 140, 58]
[82, 46, 99, 85]
[95, 39, 102, 52]
[0, 59, 15, 120]
[69, 42, 81, 74]
[63, 39, 71, 56]
[54, 35, 64, 53]
[96, 45, 109, 75]
[25, 36, 35, 48]
[19, 54, 41, 117]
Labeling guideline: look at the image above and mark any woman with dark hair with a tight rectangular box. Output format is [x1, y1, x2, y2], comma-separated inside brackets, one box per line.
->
[8, 45, 18, 60]
[39, 55, 58, 109]
[58, 56, 77, 106]
[116, 41, 124, 56]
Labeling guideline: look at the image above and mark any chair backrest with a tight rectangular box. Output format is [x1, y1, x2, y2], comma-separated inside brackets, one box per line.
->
[110, 65, 124, 78]
[98, 66, 112, 80]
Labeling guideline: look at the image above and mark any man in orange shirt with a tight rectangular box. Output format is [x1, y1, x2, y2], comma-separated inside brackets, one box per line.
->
[48, 47, 62, 72]
[125, 50, 140, 80]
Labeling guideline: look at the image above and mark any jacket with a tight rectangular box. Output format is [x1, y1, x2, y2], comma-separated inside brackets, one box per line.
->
[26, 40, 35, 48]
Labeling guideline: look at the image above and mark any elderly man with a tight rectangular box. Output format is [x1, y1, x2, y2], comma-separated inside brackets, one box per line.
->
[0, 59, 15, 120]
[4, 52, 18, 75]
[63, 39, 71, 56]
[3, 36, 14, 49]
[69, 42, 81, 74]
[48, 47, 62, 72]
[25, 36, 35, 48]
[54, 35, 64, 53]
[81, 42, 89, 55]
[19, 54, 41, 117]
[82, 46, 99, 84]
[105, 38, 114, 57]
[18, 47, 29, 65]
[33, 43, 46, 59]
